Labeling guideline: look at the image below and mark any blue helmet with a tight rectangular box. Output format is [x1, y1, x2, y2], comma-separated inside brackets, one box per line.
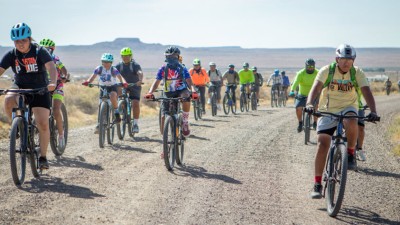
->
[274, 69, 280, 75]
[11, 22, 32, 41]
[101, 53, 114, 62]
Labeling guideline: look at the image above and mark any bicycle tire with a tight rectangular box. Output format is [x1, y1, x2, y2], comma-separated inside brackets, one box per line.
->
[107, 107, 115, 145]
[197, 101, 203, 119]
[326, 143, 348, 217]
[240, 93, 245, 112]
[163, 116, 175, 170]
[245, 95, 250, 112]
[175, 114, 185, 165]
[223, 94, 230, 115]
[270, 90, 274, 108]
[50, 103, 68, 156]
[232, 97, 237, 114]
[193, 101, 198, 121]
[117, 100, 126, 140]
[211, 93, 217, 116]
[304, 113, 311, 144]
[127, 101, 134, 138]
[251, 93, 257, 111]
[158, 101, 164, 132]
[10, 117, 26, 185]
[29, 123, 40, 178]
[99, 102, 107, 148]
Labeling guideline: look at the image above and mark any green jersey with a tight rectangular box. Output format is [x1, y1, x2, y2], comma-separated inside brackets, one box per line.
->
[290, 68, 319, 96]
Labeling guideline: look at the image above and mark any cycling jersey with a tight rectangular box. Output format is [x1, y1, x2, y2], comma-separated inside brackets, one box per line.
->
[267, 73, 283, 86]
[253, 72, 263, 87]
[290, 68, 319, 96]
[208, 69, 222, 82]
[93, 66, 121, 86]
[282, 75, 290, 86]
[156, 64, 190, 92]
[222, 70, 239, 84]
[189, 68, 209, 86]
[238, 69, 254, 85]
[114, 60, 142, 83]
[316, 65, 369, 113]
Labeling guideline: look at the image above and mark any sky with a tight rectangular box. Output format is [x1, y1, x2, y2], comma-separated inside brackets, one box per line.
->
[1, 0, 400, 48]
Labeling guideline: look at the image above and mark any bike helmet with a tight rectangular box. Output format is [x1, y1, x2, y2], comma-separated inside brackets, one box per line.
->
[336, 44, 356, 59]
[193, 58, 201, 65]
[228, 64, 235, 68]
[164, 46, 180, 56]
[120, 47, 132, 56]
[209, 62, 216, 66]
[274, 69, 280, 75]
[252, 66, 257, 71]
[11, 22, 32, 41]
[101, 53, 114, 62]
[281, 71, 286, 75]
[40, 38, 55, 48]
[243, 62, 249, 68]
[305, 58, 315, 66]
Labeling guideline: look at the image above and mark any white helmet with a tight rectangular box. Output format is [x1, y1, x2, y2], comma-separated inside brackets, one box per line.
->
[209, 62, 216, 66]
[336, 44, 356, 59]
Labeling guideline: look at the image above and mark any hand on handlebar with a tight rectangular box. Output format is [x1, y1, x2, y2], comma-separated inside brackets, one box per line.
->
[289, 91, 295, 97]
[123, 82, 129, 89]
[82, 81, 90, 86]
[304, 104, 315, 114]
[191, 92, 199, 100]
[47, 83, 57, 92]
[144, 93, 155, 100]
[367, 112, 379, 122]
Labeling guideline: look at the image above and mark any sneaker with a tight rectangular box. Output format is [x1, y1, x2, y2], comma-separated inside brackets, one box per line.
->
[94, 125, 99, 134]
[114, 113, 121, 124]
[313, 122, 317, 130]
[310, 183, 323, 199]
[58, 135, 65, 150]
[297, 122, 303, 133]
[39, 157, 49, 170]
[348, 154, 356, 170]
[182, 122, 190, 137]
[132, 124, 139, 133]
[357, 149, 366, 161]
[207, 98, 211, 104]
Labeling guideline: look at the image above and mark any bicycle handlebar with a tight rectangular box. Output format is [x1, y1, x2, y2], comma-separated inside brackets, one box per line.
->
[0, 87, 48, 95]
[313, 111, 380, 122]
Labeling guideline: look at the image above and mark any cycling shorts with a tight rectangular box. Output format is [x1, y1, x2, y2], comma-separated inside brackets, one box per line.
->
[317, 106, 357, 136]
[52, 82, 64, 102]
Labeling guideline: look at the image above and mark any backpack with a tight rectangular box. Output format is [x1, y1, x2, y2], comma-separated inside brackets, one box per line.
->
[97, 65, 117, 75]
[207, 69, 220, 77]
[323, 62, 358, 90]
[118, 61, 134, 74]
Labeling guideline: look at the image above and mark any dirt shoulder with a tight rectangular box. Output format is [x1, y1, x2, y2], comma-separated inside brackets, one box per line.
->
[0, 95, 399, 225]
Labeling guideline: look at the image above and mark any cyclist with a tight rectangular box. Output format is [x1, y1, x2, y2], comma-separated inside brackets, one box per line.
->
[222, 64, 239, 102]
[189, 58, 209, 114]
[145, 46, 197, 137]
[289, 59, 319, 132]
[207, 62, 223, 110]
[251, 66, 263, 105]
[305, 44, 379, 199]
[82, 53, 128, 133]
[115, 47, 143, 133]
[39, 38, 69, 150]
[281, 71, 290, 101]
[397, 80, 400, 90]
[0, 22, 57, 169]
[385, 78, 392, 94]
[267, 69, 283, 103]
[238, 62, 255, 98]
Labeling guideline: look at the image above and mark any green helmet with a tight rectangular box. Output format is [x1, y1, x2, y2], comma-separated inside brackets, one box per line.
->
[40, 38, 55, 48]
[243, 62, 249, 68]
[120, 47, 132, 56]
[193, 58, 201, 65]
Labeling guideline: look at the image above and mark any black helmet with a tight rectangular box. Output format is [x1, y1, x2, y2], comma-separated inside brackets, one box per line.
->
[281, 71, 286, 75]
[305, 58, 315, 66]
[228, 64, 235, 68]
[164, 46, 180, 56]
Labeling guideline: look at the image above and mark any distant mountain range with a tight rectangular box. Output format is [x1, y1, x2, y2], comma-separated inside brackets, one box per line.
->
[1, 38, 400, 75]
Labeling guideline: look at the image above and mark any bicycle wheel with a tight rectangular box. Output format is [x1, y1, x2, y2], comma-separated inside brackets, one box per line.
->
[251, 93, 257, 111]
[29, 123, 40, 178]
[197, 100, 203, 119]
[193, 101, 198, 121]
[211, 93, 217, 116]
[304, 113, 311, 144]
[245, 95, 250, 112]
[107, 107, 115, 145]
[9, 117, 26, 185]
[326, 143, 348, 217]
[223, 94, 230, 115]
[117, 100, 126, 140]
[163, 116, 176, 170]
[232, 97, 237, 114]
[270, 90, 275, 108]
[99, 102, 107, 148]
[158, 101, 164, 132]
[175, 114, 185, 165]
[240, 93, 245, 112]
[50, 103, 68, 156]
[127, 101, 134, 138]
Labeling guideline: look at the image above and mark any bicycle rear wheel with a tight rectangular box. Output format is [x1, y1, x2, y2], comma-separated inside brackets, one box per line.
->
[163, 116, 176, 170]
[50, 103, 68, 156]
[326, 143, 348, 217]
[107, 107, 115, 145]
[9, 117, 26, 186]
[223, 94, 230, 115]
[99, 102, 107, 148]
[304, 113, 311, 144]
[175, 115, 185, 165]
[117, 100, 126, 140]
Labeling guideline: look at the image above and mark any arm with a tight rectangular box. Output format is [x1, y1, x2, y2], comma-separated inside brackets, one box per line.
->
[85, 73, 98, 83]
[250, 72, 255, 83]
[306, 80, 323, 106]
[45, 61, 57, 91]
[0, 67, 5, 76]
[136, 70, 144, 85]
[117, 74, 127, 84]
[148, 79, 161, 94]
[360, 86, 377, 113]
[266, 75, 272, 85]
[186, 78, 195, 92]
[290, 74, 300, 91]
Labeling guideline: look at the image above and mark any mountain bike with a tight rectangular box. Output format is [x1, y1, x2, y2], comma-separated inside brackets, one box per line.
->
[385, 86, 391, 96]
[116, 83, 142, 140]
[150, 96, 185, 171]
[312, 110, 379, 217]
[270, 84, 280, 107]
[209, 83, 221, 116]
[192, 86, 202, 120]
[240, 83, 250, 112]
[223, 84, 237, 115]
[250, 83, 257, 111]
[87, 84, 119, 148]
[280, 85, 288, 107]
[156, 89, 165, 133]
[1, 88, 47, 186]
[49, 80, 69, 156]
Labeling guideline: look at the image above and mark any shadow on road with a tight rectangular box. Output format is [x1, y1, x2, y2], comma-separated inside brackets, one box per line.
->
[190, 123, 215, 128]
[111, 143, 155, 153]
[129, 136, 163, 144]
[331, 206, 399, 225]
[50, 156, 103, 171]
[21, 176, 106, 199]
[188, 135, 210, 141]
[201, 118, 229, 123]
[357, 167, 400, 179]
[174, 165, 242, 184]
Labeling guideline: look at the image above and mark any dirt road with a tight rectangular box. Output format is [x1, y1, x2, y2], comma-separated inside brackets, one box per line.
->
[0, 95, 399, 225]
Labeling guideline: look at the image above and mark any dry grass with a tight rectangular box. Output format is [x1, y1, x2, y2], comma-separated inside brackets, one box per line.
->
[388, 114, 400, 157]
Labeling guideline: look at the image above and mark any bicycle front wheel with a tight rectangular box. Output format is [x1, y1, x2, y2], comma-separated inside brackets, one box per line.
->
[107, 107, 115, 145]
[192, 101, 198, 121]
[175, 114, 185, 166]
[117, 100, 126, 140]
[211, 93, 217, 116]
[10, 117, 26, 186]
[251, 93, 257, 111]
[326, 143, 348, 217]
[197, 100, 203, 119]
[163, 116, 176, 170]
[50, 103, 68, 156]
[29, 123, 40, 178]
[223, 94, 230, 115]
[240, 93, 245, 112]
[99, 102, 108, 148]
[304, 113, 311, 145]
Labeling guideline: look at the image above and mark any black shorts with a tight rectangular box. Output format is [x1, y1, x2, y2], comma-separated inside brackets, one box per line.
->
[12, 84, 51, 109]
[162, 89, 190, 114]
[126, 86, 142, 101]
[99, 86, 118, 98]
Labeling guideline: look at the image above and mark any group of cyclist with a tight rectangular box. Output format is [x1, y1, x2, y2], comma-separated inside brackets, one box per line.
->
[0, 23, 382, 203]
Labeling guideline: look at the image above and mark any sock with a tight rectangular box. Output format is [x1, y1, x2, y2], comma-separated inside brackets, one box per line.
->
[347, 148, 355, 156]
[114, 108, 119, 114]
[182, 112, 189, 123]
[134, 119, 138, 125]
[315, 176, 322, 184]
